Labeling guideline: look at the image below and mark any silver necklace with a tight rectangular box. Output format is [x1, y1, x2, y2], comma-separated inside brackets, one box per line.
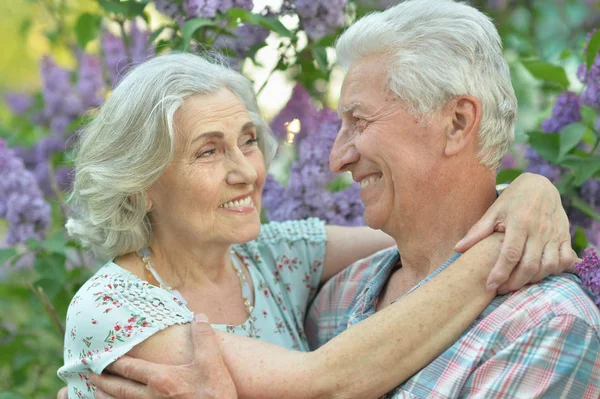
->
[137, 247, 254, 316]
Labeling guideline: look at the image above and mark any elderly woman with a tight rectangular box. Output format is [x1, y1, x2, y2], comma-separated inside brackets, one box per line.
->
[58, 52, 574, 399]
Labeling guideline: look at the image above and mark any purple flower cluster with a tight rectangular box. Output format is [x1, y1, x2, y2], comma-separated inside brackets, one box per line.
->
[574, 246, 600, 306]
[101, 18, 155, 86]
[0, 140, 51, 245]
[4, 92, 34, 115]
[263, 94, 364, 226]
[155, 0, 253, 20]
[540, 91, 582, 133]
[269, 84, 319, 142]
[283, 0, 347, 40]
[212, 8, 272, 62]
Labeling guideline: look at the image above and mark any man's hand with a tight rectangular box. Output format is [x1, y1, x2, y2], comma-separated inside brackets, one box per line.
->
[454, 173, 575, 294]
[84, 314, 236, 399]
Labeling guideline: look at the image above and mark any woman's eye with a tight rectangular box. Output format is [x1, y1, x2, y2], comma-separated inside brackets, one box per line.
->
[245, 137, 259, 146]
[198, 148, 216, 158]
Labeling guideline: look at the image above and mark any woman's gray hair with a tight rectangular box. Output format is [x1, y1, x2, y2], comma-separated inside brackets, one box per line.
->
[335, 0, 517, 169]
[66, 52, 278, 259]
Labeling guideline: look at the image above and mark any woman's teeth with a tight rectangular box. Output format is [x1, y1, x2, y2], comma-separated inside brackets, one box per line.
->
[219, 196, 253, 208]
[360, 176, 381, 189]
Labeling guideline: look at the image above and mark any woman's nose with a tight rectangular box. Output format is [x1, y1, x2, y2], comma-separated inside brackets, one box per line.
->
[226, 150, 258, 186]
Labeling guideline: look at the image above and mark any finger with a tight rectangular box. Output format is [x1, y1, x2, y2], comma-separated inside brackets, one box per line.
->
[57, 387, 68, 399]
[558, 240, 576, 272]
[94, 389, 117, 399]
[532, 240, 560, 282]
[496, 245, 541, 295]
[487, 223, 527, 290]
[89, 372, 147, 399]
[454, 212, 499, 253]
[105, 356, 161, 385]
[191, 313, 222, 365]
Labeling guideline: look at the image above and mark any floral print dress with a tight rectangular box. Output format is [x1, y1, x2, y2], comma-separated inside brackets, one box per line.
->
[58, 218, 327, 398]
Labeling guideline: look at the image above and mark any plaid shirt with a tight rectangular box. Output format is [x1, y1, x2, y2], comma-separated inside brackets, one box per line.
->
[306, 248, 600, 398]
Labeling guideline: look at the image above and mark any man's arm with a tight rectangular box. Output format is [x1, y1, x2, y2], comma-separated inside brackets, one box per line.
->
[462, 315, 600, 398]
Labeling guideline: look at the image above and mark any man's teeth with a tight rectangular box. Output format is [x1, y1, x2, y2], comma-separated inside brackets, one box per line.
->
[360, 176, 381, 189]
[219, 196, 253, 208]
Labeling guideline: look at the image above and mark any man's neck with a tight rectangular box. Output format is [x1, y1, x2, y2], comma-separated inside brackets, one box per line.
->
[388, 170, 497, 288]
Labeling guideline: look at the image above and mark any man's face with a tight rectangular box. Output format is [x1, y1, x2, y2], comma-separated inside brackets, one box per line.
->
[331, 54, 449, 234]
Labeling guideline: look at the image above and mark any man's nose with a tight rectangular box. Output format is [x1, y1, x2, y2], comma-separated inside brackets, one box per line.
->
[226, 150, 258, 186]
[329, 130, 360, 173]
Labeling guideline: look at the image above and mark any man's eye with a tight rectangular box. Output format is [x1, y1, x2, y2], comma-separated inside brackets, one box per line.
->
[355, 118, 368, 131]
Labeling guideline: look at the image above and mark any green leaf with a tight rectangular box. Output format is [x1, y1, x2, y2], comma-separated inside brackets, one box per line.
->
[521, 59, 569, 88]
[570, 195, 600, 222]
[496, 168, 523, 184]
[0, 248, 17, 267]
[75, 13, 102, 49]
[0, 392, 30, 399]
[586, 29, 600, 72]
[98, 0, 147, 17]
[573, 227, 589, 253]
[33, 253, 67, 284]
[181, 18, 216, 51]
[150, 26, 167, 43]
[562, 155, 600, 185]
[558, 123, 588, 160]
[311, 46, 329, 71]
[255, 15, 292, 38]
[528, 132, 560, 164]
[41, 231, 67, 254]
[19, 19, 32, 38]
[580, 105, 598, 131]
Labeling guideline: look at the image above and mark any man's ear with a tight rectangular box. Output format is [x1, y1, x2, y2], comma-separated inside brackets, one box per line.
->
[444, 95, 482, 157]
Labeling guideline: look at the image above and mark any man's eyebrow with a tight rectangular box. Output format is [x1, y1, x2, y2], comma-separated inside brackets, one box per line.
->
[341, 102, 361, 113]
[191, 121, 256, 144]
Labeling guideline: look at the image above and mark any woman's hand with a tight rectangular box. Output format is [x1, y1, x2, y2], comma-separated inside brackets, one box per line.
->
[454, 172, 575, 294]
[81, 315, 236, 399]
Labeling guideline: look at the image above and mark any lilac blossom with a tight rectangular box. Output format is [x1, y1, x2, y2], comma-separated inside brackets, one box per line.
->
[101, 19, 154, 86]
[540, 91, 582, 133]
[154, 0, 181, 19]
[4, 92, 33, 115]
[524, 146, 562, 184]
[285, 0, 347, 40]
[270, 84, 319, 142]
[573, 247, 600, 306]
[263, 105, 364, 226]
[0, 140, 51, 245]
[77, 54, 105, 109]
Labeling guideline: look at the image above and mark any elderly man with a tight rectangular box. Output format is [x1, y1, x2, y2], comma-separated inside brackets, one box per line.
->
[304, 0, 600, 397]
[62, 1, 600, 398]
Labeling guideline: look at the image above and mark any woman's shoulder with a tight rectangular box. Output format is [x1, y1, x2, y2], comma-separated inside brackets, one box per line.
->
[61, 261, 193, 374]
[250, 218, 326, 247]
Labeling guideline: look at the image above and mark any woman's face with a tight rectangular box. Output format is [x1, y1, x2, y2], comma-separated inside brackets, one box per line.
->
[147, 88, 266, 247]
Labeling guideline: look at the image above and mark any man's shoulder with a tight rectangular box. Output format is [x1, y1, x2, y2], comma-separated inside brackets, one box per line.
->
[481, 273, 600, 341]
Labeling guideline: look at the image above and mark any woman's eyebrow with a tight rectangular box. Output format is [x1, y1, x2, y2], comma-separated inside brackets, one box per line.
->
[190, 122, 256, 144]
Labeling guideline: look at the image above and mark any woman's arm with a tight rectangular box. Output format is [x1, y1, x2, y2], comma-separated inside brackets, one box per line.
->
[324, 173, 575, 290]
[98, 233, 503, 399]
[322, 226, 394, 282]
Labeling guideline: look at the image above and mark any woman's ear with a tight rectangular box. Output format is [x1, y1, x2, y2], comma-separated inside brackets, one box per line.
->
[444, 95, 482, 158]
[145, 197, 153, 212]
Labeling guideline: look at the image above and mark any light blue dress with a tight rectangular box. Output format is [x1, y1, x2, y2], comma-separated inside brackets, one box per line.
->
[58, 218, 327, 398]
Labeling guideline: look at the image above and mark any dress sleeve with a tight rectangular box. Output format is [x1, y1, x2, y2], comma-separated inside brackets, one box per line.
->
[243, 218, 327, 312]
[462, 315, 600, 398]
[57, 268, 193, 398]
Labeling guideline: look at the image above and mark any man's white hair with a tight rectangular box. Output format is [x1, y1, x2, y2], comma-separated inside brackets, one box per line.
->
[336, 0, 517, 169]
[66, 52, 277, 259]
